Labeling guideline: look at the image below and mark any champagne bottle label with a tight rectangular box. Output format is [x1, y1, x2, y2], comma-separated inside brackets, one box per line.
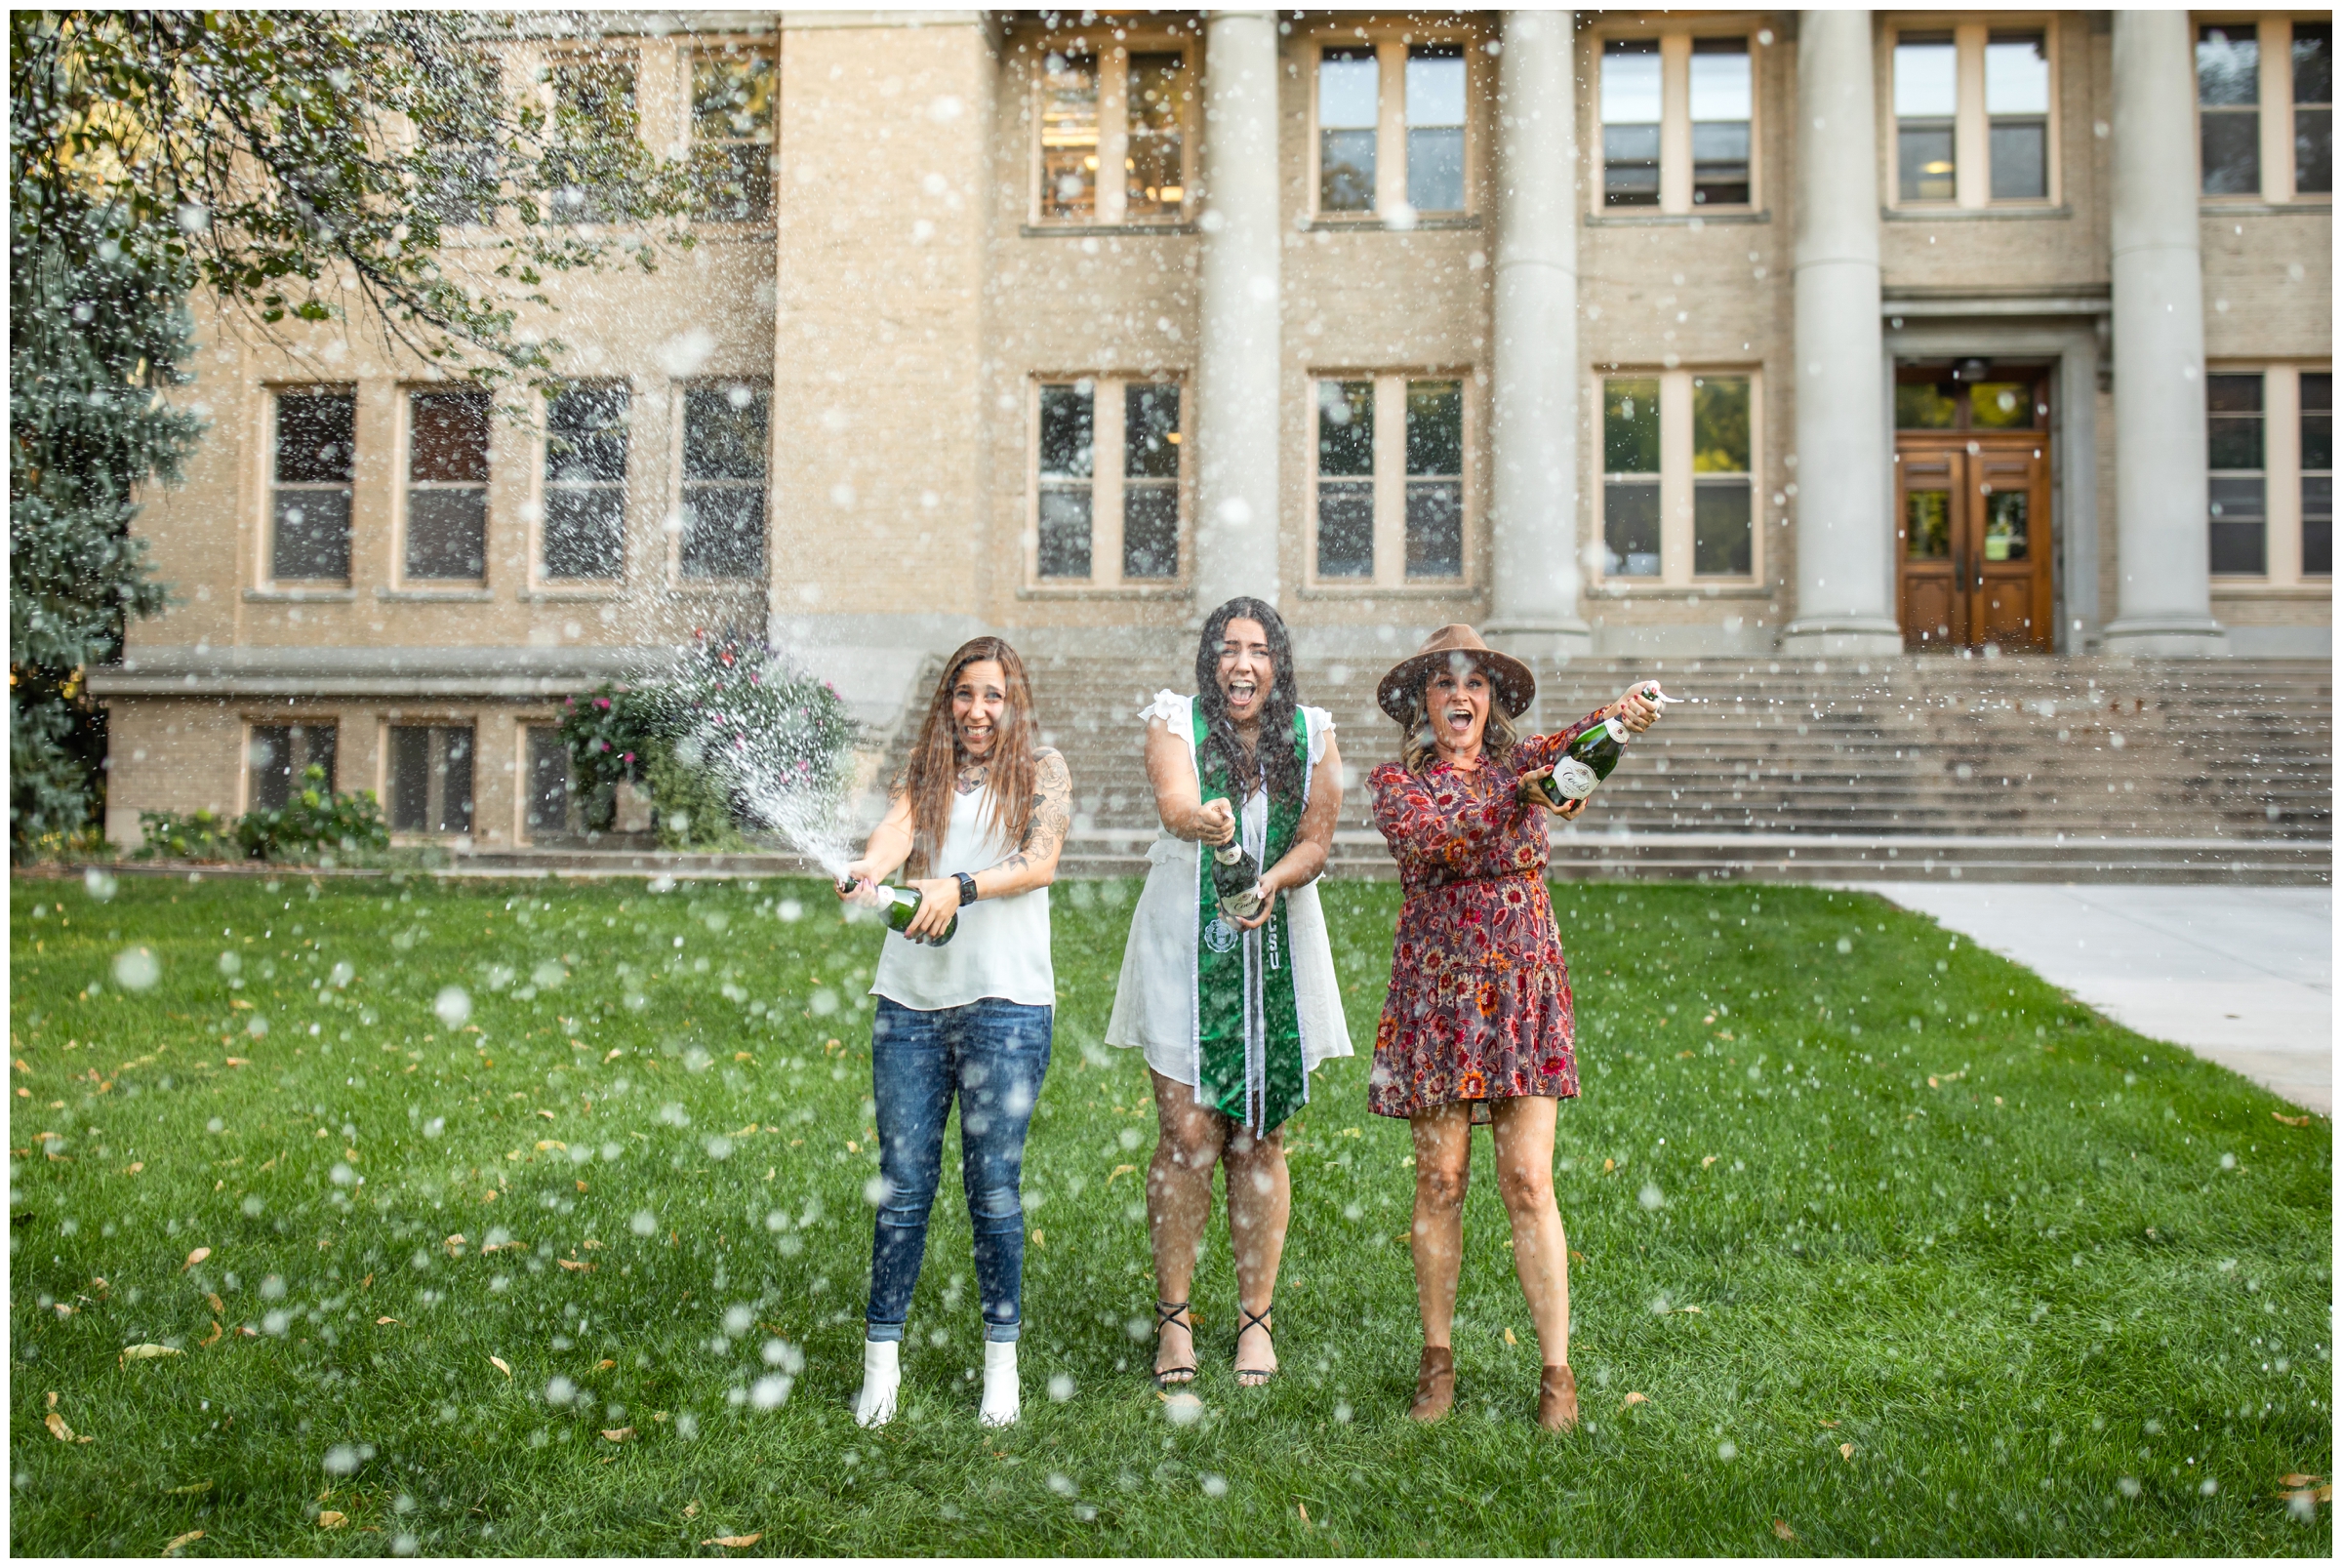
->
[1551, 755, 1599, 799]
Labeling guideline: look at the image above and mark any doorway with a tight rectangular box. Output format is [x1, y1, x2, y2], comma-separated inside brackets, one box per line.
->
[1894, 367, 2054, 651]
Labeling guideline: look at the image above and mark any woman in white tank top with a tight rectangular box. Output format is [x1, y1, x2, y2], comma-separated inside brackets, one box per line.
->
[832, 638, 1070, 1431]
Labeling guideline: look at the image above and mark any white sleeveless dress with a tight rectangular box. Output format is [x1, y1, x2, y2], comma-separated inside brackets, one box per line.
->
[869, 784, 1054, 1011]
[1104, 692, 1353, 1085]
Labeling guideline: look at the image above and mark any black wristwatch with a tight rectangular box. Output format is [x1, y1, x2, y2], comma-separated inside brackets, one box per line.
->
[954, 871, 979, 907]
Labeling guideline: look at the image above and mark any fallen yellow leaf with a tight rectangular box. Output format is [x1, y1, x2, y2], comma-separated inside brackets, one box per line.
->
[1622, 1391, 1648, 1408]
[163, 1528, 204, 1553]
[596, 1358, 617, 1371]
[1298, 1502, 1312, 1524]
[601, 1427, 635, 1443]
[2273, 1111, 2312, 1127]
[1701, 1154, 1718, 1168]
[684, 1500, 701, 1519]
[1772, 1518, 1796, 1542]
[535, 1140, 565, 1153]
[701, 1535, 762, 1548]
[197, 1321, 222, 1348]
[1601, 1158, 1615, 1174]
[1108, 1163, 1137, 1184]
[43, 1391, 56, 1408]
[1503, 1327, 1518, 1346]
[119, 1344, 182, 1367]
[223, 1057, 248, 1067]
[182, 1247, 211, 1271]
[45, 1411, 91, 1443]
[1840, 1442, 1855, 1462]
[490, 1356, 512, 1378]
[317, 1509, 347, 1529]
[377, 1316, 399, 1327]
[2280, 1472, 2323, 1487]
[205, 1292, 224, 1313]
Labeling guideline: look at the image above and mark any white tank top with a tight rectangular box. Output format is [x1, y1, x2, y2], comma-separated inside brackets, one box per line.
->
[869, 784, 1055, 1011]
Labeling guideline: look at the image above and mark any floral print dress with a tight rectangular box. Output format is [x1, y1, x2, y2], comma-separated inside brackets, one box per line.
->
[1364, 714, 1605, 1119]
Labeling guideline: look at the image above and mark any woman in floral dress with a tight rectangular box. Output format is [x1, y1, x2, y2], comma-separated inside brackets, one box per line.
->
[1365, 625, 1662, 1432]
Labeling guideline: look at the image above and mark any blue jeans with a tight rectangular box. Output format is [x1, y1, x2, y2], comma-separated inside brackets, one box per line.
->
[865, 996, 1053, 1345]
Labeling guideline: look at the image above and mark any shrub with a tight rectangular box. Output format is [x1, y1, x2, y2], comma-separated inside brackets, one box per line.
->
[136, 807, 239, 861]
[236, 766, 389, 862]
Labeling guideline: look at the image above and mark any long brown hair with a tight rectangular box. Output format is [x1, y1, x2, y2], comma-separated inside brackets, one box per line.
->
[1397, 667, 1520, 775]
[898, 637, 1039, 877]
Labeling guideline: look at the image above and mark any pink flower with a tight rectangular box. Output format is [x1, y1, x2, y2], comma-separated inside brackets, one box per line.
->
[594, 697, 611, 710]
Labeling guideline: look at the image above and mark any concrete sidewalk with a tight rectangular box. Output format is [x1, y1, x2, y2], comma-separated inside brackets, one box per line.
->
[1849, 883, 2332, 1116]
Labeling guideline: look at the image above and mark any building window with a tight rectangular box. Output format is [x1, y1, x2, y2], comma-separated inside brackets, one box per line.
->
[1406, 46, 1467, 213]
[690, 49, 775, 221]
[1035, 382, 1095, 578]
[1986, 32, 2050, 200]
[2207, 372, 2266, 575]
[405, 389, 490, 582]
[543, 385, 627, 581]
[524, 725, 573, 841]
[1028, 377, 1184, 586]
[679, 384, 768, 580]
[248, 723, 337, 813]
[1311, 34, 1476, 221]
[545, 55, 636, 223]
[388, 724, 474, 836]
[1600, 39, 1662, 207]
[1894, 33, 1959, 201]
[1889, 24, 2056, 208]
[1598, 30, 1756, 214]
[1310, 374, 1469, 586]
[1030, 40, 1193, 226]
[2199, 23, 2262, 194]
[1600, 369, 1760, 585]
[1038, 47, 1098, 221]
[2297, 22, 2333, 194]
[1690, 39, 1753, 206]
[1318, 48, 1380, 213]
[270, 387, 355, 582]
[2209, 366, 2333, 583]
[2303, 371, 2332, 575]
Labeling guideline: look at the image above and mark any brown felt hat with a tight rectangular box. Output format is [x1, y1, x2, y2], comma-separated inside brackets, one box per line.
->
[1375, 624, 1537, 723]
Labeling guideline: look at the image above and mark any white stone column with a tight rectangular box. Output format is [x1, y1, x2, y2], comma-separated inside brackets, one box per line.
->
[1484, 10, 1593, 662]
[1781, 10, 1903, 658]
[1192, 9, 1283, 615]
[2103, 11, 2228, 655]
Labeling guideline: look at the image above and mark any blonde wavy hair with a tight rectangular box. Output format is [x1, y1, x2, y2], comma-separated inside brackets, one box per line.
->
[1397, 667, 1520, 775]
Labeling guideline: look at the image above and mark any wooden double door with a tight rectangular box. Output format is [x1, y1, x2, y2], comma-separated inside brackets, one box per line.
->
[1895, 431, 2054, 651]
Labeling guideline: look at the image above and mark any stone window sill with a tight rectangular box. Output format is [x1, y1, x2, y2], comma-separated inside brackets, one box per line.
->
[1297, 581, 1480, 599]
[1017, 583, 1189, 600]
[245, 587, 354, 603]
[1306, 215, 1482, 232]
[2210, 582, 2334, 599]
[521, 587, 624, 602]
[376, 587, 492, 602]
[1587, 208, 1770, 227]
[1882, 203, 2072, 222]
[1589, 583, 1774, 600]
[2198, 199, 2332, 216]
[1020, 221, 1196, 238]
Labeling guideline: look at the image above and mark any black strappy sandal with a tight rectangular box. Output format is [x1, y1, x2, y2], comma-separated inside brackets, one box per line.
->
[1234, 1302, 1277, 1387]
[1152, 1299, 1197, 1387]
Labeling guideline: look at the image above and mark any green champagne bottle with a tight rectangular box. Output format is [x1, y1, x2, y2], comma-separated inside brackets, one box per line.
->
[1520, 683, 1680, 808]
[837, 876, 958, 946]
[1211, 840, 1265, 921]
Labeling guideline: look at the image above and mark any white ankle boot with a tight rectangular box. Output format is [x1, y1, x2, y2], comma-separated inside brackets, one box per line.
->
[978, 1339, 1020, 1427]
[853, 1339, 900, 1428]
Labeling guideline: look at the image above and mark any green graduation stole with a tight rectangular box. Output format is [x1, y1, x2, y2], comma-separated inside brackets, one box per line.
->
[1191, 704, 1311, 1135]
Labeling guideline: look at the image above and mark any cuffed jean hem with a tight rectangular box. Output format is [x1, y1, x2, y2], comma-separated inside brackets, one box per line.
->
[865, 1319, 908, 1344]
[984, 1320, 1021, 1345]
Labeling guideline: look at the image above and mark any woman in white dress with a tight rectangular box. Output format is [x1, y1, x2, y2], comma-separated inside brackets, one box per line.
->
[1106, 597, 1352, 1387]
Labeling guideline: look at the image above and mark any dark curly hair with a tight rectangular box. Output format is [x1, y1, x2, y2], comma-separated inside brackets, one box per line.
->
[1193, 597, 1306, 808]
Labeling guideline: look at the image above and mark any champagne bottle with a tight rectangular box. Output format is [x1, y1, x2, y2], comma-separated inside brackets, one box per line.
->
[1520, 682, 1681, 808]
[1211, 840, 1265, 921]
[836, 875, 958, 946]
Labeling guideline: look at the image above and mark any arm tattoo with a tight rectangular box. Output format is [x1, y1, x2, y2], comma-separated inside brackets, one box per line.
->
[989, 748, 1070, 876]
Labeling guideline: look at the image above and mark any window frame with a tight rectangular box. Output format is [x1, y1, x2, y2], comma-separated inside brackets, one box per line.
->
[1588, 19, 1764, 219]
[534, 381, 632, 590]
[398, 384, 493, 587]
[263, 383, 358, 588]
[1881, 18, 2062, 212]
[1022, 373, 1191, 593]
[2195, 15, 2332, 204]
[672, 380, 772, 585]
[383, 720, 478, 839]
[1305, 20, 1487, 225]
[520, 721, 575, 843]
[1588, 365, 1765, 592]
[1302, 368, 1477, 593]
[243, 719, 339, 815]
[539, 46, 642, 226]
[685, 43, 778, 225]
[1025, 30, 1198, 229]
[2207, 361, 2333, 585]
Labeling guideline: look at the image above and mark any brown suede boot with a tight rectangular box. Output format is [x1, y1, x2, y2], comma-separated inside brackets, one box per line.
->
[1538, 1363, 1579, 1433]
[1407, 1346, 1455, 1423]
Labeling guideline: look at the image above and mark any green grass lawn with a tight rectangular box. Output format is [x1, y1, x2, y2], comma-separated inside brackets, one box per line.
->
[8, 870, 2331, 1555]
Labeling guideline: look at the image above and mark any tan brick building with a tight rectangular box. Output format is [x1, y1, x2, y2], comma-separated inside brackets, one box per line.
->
[94, 9, 2331, 850]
